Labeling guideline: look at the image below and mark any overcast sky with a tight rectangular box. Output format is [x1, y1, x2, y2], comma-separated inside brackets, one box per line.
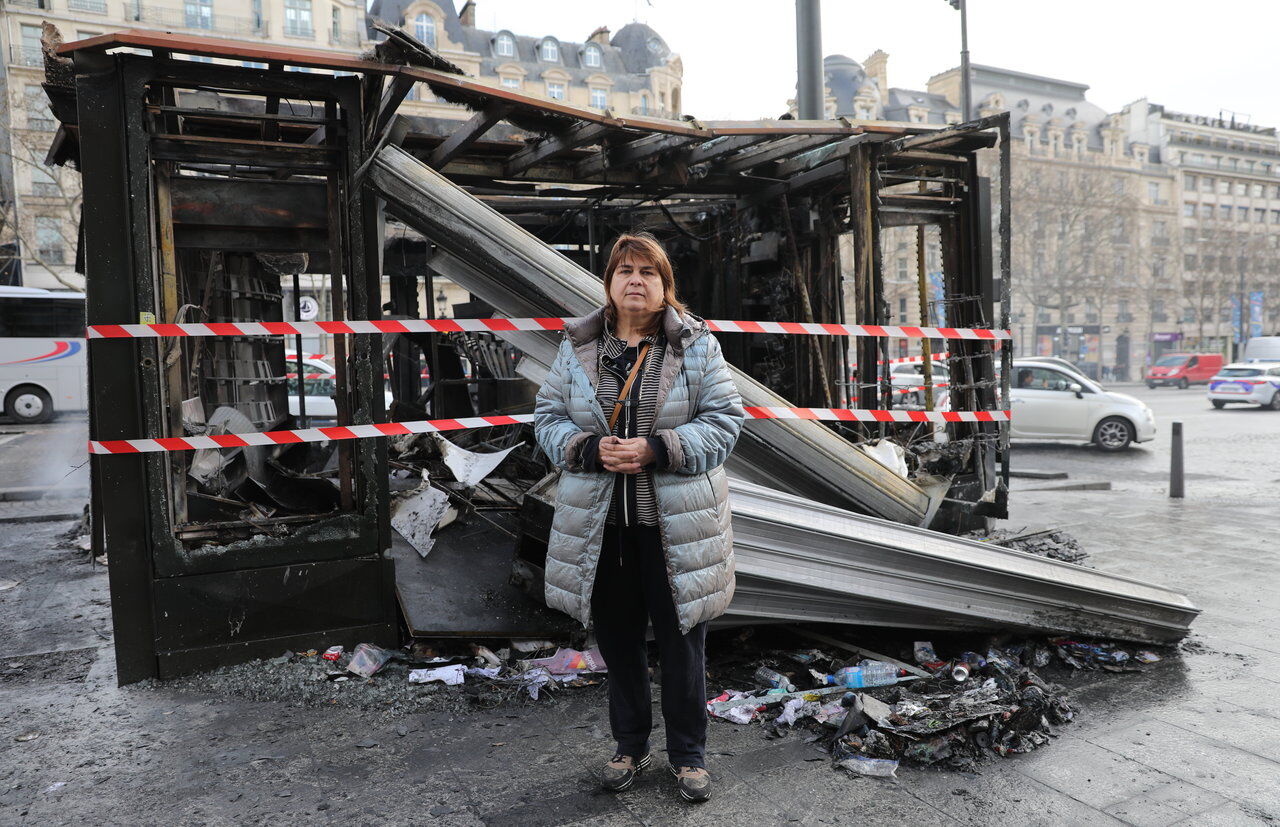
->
[464, 0, 1280, 129]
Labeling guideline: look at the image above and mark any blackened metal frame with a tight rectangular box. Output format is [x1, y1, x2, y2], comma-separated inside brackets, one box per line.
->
[78, 53, 396, 684]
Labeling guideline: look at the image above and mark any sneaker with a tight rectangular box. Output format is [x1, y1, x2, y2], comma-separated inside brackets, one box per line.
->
[600, 752, 651, 792]
[670, 766, 712, 802]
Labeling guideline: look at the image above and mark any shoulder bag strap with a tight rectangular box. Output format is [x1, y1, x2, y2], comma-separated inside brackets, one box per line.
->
[606, 342, 650, 433]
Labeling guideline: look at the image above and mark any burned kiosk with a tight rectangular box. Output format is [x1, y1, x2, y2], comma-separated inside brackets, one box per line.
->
[47, 29, 1196, 684]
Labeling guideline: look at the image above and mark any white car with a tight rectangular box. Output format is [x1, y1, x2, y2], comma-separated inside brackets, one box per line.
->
[1206, 362, 1280, 410]
[1010, 360, 1156, 451]
[889, 361, 950, 407]
[285, 360, 394, 420]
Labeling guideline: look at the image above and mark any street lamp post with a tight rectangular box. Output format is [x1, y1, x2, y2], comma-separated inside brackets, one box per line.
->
[795, 0, 823, 120]
[945, 0, 971, 121]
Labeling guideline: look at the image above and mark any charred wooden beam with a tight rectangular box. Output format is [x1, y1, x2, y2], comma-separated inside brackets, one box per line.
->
[683, 133, 771, 165]
[882, 116, 1003, 154]
[572, 131, 697, 178]
[504, 121, 615, 176]
[717, 134, 834, 174]
[151, 135, 339, 171]
[428, 102, 510, 169]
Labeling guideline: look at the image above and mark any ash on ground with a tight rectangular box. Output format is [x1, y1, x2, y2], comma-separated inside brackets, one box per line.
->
[966, 527, 1089, 564]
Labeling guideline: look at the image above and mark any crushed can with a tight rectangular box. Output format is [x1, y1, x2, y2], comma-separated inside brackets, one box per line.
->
[322, 645, 344, 662]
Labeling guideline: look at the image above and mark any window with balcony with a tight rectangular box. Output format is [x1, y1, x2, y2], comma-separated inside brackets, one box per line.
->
[1251, 183, 1263, 198]
[583, 43, 601, 68]
[1217, 179, 1229, 194]
[18, 24, 43, 66]
[414, 13, 436, 48]
[589, 87, 607, 109]
[495, 32, 514, 57]
[185, 0, 213, 30]
[30, 165, 58, 197]
[540, 39, 558, 62]
[331, 6, 341, 40]
[1255, 208, 1266, 224]
[35, 216, 63, 264]
[1238, 206, 1249, 222]
[638, 92, 649, 115]
[1202, 176, 1214, 192]
[284, 0, 313, 37]
[24, 85, 53, 131]
[68, 0, 108, 12]
[546, 82, 564, 100]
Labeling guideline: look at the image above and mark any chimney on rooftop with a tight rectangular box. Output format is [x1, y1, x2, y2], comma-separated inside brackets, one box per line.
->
[459, 1, 476, 27]
[589, 26, 610, 45]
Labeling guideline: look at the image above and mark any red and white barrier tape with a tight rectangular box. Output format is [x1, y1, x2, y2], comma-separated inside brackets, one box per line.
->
[87, 318, 1010, 341]
[88, 406, 1009, 454]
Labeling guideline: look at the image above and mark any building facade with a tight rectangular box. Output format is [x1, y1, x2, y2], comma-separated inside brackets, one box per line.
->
[1122, 100, 1280, 358]
[0, 0, 367, 290]
[364, 1, 683, 123]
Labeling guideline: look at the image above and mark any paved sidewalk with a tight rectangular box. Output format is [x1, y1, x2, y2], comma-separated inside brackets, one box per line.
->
[1, 490, 1275, 825]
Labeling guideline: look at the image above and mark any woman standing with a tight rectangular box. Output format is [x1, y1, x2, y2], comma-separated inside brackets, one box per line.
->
[534, 233, 743, 803]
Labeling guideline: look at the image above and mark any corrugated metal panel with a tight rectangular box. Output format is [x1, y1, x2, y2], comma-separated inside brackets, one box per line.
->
[727, 478, 1198, 644]
[369, 146, 930, 523]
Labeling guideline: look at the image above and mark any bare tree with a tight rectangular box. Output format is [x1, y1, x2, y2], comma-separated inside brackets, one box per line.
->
[1009, 159, 1130, 365]
[0, 66, 81, 289]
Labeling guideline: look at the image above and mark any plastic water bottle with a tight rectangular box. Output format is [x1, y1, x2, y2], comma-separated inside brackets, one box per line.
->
[754, 666, 796, 693]
[824, 660, 899, 689]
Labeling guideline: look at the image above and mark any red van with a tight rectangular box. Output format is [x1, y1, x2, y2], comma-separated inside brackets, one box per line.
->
[1146, 352, 1224, 388]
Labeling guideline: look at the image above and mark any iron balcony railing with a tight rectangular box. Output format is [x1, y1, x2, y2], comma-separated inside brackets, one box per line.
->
[67, 0, 108, 12]
[10, 46, 43, 67]
[133, 5, 262, 36]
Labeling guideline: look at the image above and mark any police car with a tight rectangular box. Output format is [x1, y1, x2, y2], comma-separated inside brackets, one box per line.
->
[1206, 362, 1280, 410]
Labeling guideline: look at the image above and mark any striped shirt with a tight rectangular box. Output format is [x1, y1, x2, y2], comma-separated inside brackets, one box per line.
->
[596, 325, 666, 526]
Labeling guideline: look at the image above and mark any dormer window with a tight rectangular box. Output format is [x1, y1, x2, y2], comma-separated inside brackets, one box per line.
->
[495, 32, 514, 57]
[540, 39, 558, 62]
[414, 13, 436, 48]
[583, 43, 601, 67]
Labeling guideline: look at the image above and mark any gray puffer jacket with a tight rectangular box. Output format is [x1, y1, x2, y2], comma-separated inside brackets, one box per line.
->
[534, 305, 744, 634]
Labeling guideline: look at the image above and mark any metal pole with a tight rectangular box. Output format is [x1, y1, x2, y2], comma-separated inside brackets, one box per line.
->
[959, 0, 971, 121]
[292, 271, 307, 428]
[1169, 421, 1184, 498]
[1238, 255, 1246, 361]
[795, 0, 823, 120]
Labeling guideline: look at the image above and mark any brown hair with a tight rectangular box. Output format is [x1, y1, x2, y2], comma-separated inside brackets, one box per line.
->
[602, 232, 688, 334]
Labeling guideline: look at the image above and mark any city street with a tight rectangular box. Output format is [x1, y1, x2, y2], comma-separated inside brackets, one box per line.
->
[2, 387, 1277, 824]
[1009, 382, 1280, 502]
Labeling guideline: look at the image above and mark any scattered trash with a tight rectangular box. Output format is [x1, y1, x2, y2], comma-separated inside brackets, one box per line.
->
[269, 651, 292, 666]
[14, 732, 39, 742]
[43, 782, 68, 794]
[520, 647, 606, 676]
[471, 644, 502, 669]
[755, 666, 796, 692]
[0, 579, 19, 592]
[1134, 651, 1162, 664]
[322, 646, 344, 662]
[836, 755, 899, 778]
[347, 643, 394, 678]
[409, 664, 466, 686]
[821, 661, 899, 689]
[511, 639, 556, 653]
[913, 641, 939, 665]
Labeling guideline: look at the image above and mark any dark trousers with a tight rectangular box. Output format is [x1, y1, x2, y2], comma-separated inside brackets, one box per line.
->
[591, 523, 709, 769]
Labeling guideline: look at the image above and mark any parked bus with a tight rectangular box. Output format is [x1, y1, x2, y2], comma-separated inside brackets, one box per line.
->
[0, 286, 86, 423]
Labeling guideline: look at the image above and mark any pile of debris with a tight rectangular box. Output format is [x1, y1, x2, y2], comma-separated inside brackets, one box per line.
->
[965, 526, 1090, 564]
[162, 638, 609, 714]
[705, 630, 1165, 776]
